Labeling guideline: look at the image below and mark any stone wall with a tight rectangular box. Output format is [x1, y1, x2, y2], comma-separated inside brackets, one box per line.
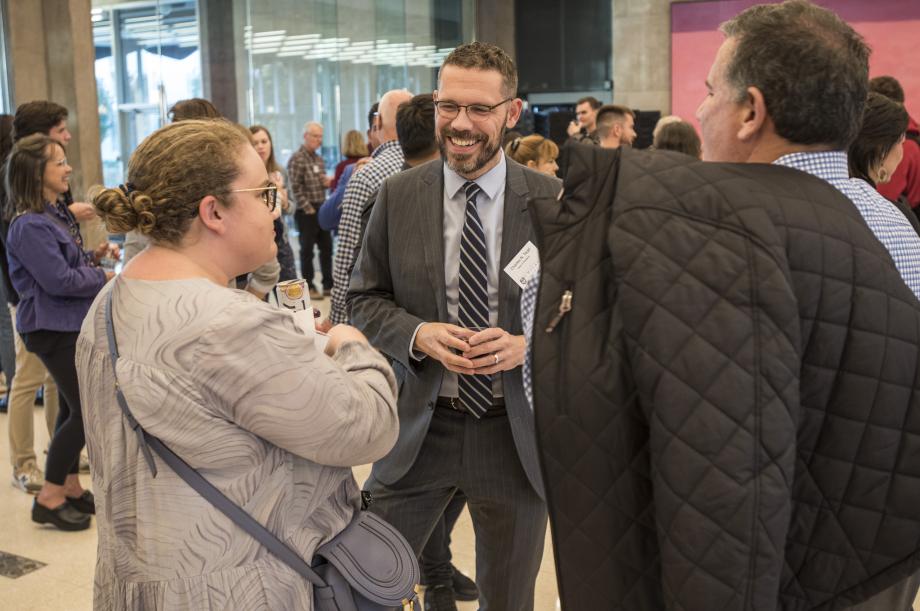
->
[613, 0, 673, 114]
[6, 0, 106, 246]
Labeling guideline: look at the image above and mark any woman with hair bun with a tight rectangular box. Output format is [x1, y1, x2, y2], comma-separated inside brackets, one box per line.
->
[849, 92, 919, 234]
[82, 119, 399, 609]
[850, 92, 909, 188]
[5, 134, 113, 531]
[504, 134, 560, 176]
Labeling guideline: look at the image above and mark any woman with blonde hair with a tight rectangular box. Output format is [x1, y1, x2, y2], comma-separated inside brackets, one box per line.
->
[331, 129, 367, 191]
[83, 119, 399, 608]
[504, 134, 560, 176]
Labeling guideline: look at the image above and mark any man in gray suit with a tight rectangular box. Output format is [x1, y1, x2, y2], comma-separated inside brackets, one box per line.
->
[348, 42, 558, 611]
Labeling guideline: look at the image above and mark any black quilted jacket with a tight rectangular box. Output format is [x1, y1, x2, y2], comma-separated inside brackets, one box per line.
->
[531, 145, 920, 610]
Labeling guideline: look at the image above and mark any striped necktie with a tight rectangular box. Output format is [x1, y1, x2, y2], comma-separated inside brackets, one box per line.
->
[458, 181, 492, 418]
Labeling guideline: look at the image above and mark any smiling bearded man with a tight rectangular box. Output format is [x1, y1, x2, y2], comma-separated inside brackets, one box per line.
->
[347, 42, 560, 611]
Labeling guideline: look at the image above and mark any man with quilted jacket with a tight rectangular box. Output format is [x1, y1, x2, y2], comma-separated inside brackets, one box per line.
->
[695, 3, 920, 607]
[531, 1, 920, 609]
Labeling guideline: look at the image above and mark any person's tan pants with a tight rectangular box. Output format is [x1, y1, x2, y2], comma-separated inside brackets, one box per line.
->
[7, 305, 59, 471]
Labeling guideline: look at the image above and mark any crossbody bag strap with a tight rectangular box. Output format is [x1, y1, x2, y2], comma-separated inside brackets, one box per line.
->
[103, 288, 326, 589]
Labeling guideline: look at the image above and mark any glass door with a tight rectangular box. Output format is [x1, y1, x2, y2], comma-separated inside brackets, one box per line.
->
[93, 0, 202, 185]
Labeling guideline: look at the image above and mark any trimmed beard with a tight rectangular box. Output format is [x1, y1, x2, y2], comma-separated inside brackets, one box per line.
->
[438, 125, 506, 176]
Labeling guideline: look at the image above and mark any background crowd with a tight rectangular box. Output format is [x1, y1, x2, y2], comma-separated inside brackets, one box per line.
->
[1, 1, 920, 610]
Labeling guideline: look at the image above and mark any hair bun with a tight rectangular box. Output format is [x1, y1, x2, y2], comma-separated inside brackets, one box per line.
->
[93, 185, 156, 235]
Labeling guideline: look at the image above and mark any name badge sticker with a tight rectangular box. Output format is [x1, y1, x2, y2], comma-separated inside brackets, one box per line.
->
[504, 241, 540, 290]
[312, 164, 320, 174]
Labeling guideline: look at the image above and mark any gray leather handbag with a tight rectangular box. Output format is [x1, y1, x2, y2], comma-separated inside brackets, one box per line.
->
[104, 289, 420, 610]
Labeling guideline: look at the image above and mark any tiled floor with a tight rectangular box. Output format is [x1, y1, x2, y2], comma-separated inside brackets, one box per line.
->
[0, 285, 561, 609]
[0, 407, 96, 609]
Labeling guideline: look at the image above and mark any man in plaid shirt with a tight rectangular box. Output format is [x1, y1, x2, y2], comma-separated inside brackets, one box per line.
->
[288, 121, 333, 298]
[327, 89, 413, 325]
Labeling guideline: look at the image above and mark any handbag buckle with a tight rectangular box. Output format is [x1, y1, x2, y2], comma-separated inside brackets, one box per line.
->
[402, 585, 421, 610]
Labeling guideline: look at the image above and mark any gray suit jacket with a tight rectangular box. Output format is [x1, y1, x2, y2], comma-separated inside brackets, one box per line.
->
[347, 158, 560, 499]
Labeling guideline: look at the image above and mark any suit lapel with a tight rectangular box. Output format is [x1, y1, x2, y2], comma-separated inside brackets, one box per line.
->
[498, 160, 532, 332]
[419, 160, 449, 322]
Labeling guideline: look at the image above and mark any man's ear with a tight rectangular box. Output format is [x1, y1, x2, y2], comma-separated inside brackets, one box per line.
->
[506, 98, 523, 129]
[737, 86, 767, 142]
[197, 195, 227, 235]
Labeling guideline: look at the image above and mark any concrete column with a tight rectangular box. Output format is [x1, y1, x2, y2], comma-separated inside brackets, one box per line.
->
[200, 0, 239, 122]
[613, 0, 672, 113]
[5, 0, 106, 244]
[5, 1, 49, 103]
[476, 0, 515, 60]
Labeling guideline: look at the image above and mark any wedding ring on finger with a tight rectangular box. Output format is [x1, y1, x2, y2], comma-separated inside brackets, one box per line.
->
[494, 353, 501, 365]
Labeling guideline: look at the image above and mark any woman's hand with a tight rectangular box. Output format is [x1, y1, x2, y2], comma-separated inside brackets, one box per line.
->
[93, 242, 121, 264]
[69, 202, 97, 222]
[278, 187, 290, 213]
[270, 173, 291, 213]
[323, 324, 368, 356]
[92, 242, 109, 263]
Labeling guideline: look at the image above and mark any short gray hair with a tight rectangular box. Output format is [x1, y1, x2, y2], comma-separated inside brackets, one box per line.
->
[720, 0, 869, 149]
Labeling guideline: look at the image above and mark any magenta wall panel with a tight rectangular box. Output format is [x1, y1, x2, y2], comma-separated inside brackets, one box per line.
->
[670, 0, 920, 131]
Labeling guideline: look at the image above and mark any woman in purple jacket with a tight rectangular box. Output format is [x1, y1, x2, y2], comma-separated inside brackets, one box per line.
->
[5, 134, 113, 530]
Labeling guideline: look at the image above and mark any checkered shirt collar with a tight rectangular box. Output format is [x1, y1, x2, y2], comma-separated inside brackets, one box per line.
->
[773, 150, 850, 184]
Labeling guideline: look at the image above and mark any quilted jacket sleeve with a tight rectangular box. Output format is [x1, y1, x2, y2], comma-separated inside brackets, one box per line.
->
[612, 204, 801, 611]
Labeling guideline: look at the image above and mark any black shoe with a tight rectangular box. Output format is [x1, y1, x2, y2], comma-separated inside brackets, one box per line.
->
[451, 564, 478, 601]
[66, 490, 95, 515]
[32, 499, 91, 531]
[423, 585, 458, 611]
[34, 387, 43, 406]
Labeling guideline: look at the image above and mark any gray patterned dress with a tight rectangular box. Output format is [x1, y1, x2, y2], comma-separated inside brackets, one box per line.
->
[76, 277, 399, 610]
